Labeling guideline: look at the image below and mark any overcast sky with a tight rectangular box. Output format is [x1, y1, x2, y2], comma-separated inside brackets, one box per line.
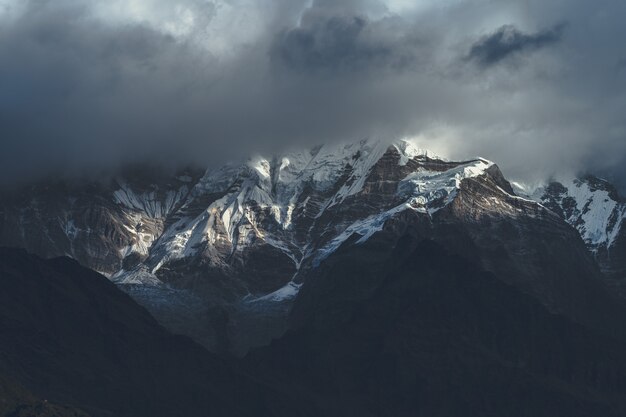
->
[1, 0, 625, 188]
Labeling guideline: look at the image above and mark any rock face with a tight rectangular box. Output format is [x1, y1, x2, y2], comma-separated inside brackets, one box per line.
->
[0, 167, 201, 276]
[531, 176, 626, 296]
[2, 139, 625, 353]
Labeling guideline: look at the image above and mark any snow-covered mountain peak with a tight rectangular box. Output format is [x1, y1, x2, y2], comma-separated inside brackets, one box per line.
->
[393, 139, 436, 165]
[533, 175, 626, 250]
[123, 140, 499, 279]
[9, 138, 610, 354]
[0, 137, 522, 313]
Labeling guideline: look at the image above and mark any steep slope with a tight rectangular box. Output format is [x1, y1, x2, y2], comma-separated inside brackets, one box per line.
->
[530, 176, 626, 296]
[0, 248, 287, 417]
[248, 216, 626, 417]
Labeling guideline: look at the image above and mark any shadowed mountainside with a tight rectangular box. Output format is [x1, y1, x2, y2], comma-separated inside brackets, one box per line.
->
[248, 216, 626, 416]
[0, 248, 295, 417]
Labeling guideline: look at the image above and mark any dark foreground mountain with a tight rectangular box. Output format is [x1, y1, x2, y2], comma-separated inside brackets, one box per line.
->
[3, 236, 626, 416]
[249, 215, 626, 416]
[0, 248, 290, 417]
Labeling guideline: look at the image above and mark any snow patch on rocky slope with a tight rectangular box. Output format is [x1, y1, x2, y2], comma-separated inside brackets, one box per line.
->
[116, 140, 496, 286]
[528, 176, 626, 251]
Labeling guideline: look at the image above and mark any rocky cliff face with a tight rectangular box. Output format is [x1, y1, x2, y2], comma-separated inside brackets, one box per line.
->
[2, 139, 624, 354]
[0, 168, 202, 276]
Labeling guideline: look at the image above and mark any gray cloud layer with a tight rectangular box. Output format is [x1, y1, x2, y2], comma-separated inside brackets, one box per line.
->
[0, 0, 625, 188]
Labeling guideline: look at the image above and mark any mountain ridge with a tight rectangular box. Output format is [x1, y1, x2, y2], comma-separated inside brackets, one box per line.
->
[2, 138, 625, 354]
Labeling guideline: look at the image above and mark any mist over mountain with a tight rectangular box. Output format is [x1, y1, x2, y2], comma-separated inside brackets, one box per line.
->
[1, 0, 626, 187]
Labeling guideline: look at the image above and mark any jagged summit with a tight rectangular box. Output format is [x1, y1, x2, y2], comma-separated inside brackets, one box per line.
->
[116, 139, 493, 288]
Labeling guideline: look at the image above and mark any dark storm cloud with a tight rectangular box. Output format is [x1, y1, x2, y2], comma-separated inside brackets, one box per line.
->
[467, 24, 565, 66]
[0, 0, 625, 189]
[270, 14, 413, 73]
[0, 0, 432, 182]
[0, 2, 202, 179]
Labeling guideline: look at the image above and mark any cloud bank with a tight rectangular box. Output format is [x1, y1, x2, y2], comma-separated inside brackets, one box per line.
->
[0, 0, 625, 188]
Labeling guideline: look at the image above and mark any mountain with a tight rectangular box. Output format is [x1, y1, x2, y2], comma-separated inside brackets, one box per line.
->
[4, 212, 626, 417]
[527, 176, 626, 296]
[6, 241, 626, 417]
[1, 139, 625, 354]
[3, 139, 626, 416]
[248, 231, 626, 417]
[0, 248, 287, 417]
[0, 140, 493, 353]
